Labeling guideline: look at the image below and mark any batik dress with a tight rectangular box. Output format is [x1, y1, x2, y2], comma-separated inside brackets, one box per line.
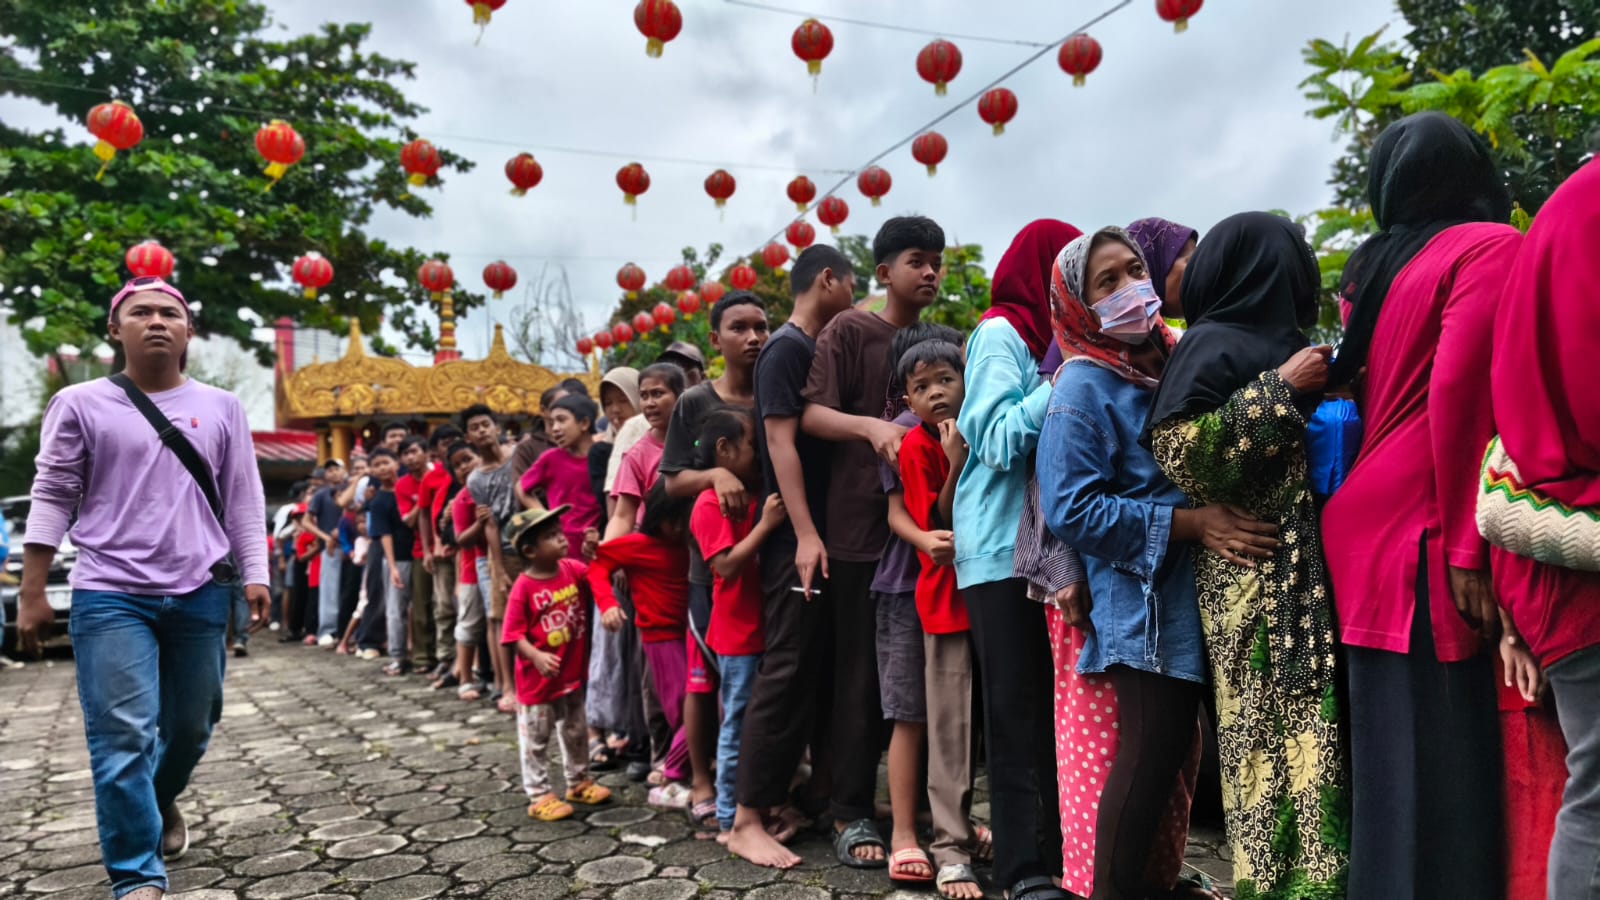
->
[1149, 369, 1349, 900]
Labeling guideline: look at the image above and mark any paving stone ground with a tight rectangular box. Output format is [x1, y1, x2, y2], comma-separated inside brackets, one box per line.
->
[0, 639, 1234, 898]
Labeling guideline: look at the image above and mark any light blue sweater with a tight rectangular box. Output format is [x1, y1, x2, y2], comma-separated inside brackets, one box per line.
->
[953, 319, 1053, 589]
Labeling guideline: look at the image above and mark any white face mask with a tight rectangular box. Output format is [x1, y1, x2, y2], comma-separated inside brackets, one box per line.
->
[1091, 278, 1162, 344]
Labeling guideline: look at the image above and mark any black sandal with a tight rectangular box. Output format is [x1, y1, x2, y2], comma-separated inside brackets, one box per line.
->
[1007, 876, 1071, 900]
[833, 818, 887, 869]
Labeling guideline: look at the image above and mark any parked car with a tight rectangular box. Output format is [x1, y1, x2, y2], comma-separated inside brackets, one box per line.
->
[0, 495, 75, 650]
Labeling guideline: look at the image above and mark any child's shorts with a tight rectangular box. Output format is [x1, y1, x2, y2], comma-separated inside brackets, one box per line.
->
[454, 582, 485, 645]
[874, 590, 927, 723]
[686, 632, 714, 695]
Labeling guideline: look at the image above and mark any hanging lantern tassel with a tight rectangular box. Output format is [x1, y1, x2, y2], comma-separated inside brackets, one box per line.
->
[304, 285, 318, 299]
[93, 141, 117, 180]
[472, 1, 491, 43]
[263, 161, 289, 189]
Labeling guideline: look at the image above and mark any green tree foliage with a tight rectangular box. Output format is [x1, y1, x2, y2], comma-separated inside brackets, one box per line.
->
[1297, 3, 1600, 334]
[0, 0, 477, 373]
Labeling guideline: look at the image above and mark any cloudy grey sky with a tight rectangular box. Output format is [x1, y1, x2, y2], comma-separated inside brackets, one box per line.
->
[1, 0, 1401, 418]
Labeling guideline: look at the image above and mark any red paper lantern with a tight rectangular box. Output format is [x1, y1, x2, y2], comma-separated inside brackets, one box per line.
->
[401, 139, 442, 187]
[912, 131, 948, 176]
[652, 302, 676, 332]
[1057, 34, 1103, 87]
[787, 175, 817, 212]
[762, 242, 790, 271]
[916, 39, 963, 97]
[678, 291, 702, 319]
[633, 311, 656, 336]
[617, 162, 651, 207]
[418, 259, 454, 300]
[617, 263, 647, 298]
[1155, 0, 1203, 32]
[665, 265, 697, 293]
[786, 221, 816, 250]
[634, 0, 682, 58]
[857, 166, 892, 207]
[595, 330, 615, 350]
[467, 0, 507, 38]
[577, 336, 595, 356]
[125, 241, 174, 280]
[699, 280, 726, 305]
[612, 322, 635, 347]
[505, 153, 543, 196]
[729, 264, 759, 291]
[792, 18, 834, 84]
[255, 120, 305, 190]
[483, 260, 517, 299]
[292, 252, 334, 299]
[817, 195, 849, 234]
[86, 100, 144, 180]
[704, 169, 736, 211]
[978, 87, 1018, 136]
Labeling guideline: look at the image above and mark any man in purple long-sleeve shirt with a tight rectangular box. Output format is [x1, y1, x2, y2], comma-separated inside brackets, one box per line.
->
[19, 276, 269, 900]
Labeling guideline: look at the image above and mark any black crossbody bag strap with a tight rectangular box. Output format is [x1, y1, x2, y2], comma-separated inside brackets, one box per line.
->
[110, 373, 227, 529]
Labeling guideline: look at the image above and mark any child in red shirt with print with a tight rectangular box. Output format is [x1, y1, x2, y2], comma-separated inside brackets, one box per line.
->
[502, 505, 613, 821]
[895, 338, 984, 896]
[689, 408, 787, 837]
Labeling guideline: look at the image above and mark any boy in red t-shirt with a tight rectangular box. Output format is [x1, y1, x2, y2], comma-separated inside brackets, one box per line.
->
[688, 408, 787, 836]
[895, 339, 983, 894]
[502, 505, 613, 821]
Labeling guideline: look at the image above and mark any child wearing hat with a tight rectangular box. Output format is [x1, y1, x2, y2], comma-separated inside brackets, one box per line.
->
[502, 504, 614, 821]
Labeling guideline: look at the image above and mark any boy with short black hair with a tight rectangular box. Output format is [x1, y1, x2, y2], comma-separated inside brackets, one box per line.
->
[895, 338, 983, 898]
[419, 424, 464, 685]
[396, 436, 437, 673]
[798, 215, 945, 867]
[502, 506, 613, 822]
[366, 448, 416, 676]
[728, 244, 857, 867]
[462, 403, 520, 712]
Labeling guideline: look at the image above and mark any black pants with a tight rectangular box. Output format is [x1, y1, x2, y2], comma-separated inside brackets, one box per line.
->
[337, 555, 361, 640]
[736, 551, 834, 811]
[1346, 544, 1503, 900]
[827, 559, 886, 823]
[1093, 666, 1204, 900]
[286, 560, 309, 637]
[356, 555, 386, 651]
[965, 578, 1061, 889]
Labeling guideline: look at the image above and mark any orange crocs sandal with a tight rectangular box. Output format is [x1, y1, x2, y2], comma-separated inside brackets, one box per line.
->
[565, 778, 613, 806]
[528, 793, 574, 821]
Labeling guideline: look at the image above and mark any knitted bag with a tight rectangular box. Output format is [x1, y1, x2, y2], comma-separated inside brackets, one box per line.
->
[1477, 436, 1600, 571]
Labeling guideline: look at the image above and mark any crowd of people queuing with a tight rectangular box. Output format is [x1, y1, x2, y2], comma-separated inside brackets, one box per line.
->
[21, 110, 1600, 900]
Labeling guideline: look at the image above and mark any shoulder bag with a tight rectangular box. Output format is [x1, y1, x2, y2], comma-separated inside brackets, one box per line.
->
[1476, 435, 1600, 572]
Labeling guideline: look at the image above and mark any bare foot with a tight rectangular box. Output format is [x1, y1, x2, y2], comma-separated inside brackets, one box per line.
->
[727, 820, 801, 869]
[766, 805, 810, 844]
[716, 830, 731, 846]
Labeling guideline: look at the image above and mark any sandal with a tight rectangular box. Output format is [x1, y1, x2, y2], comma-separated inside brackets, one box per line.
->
[833, 818, 887, 869]
[969, 823, 994, 864]
[647, 782, 691, 810]
[381, 661, 410, 676]
[496, 694, 517, 714]
[1007, 875, 1072, 900]
[686, 798, 718, 829]
[528, 793, 574, 821]
[589, 739, 621, 771]
[936, 863, 982, 899]
[889, 847, 935, 885]
[565, 778, 613, 806]
[432, 672, 460, 691]
[457, 682, 484, 701]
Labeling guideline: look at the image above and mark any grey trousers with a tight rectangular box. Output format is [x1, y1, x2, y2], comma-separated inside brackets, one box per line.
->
[384, 560, 413, 663]
[1550, 644, 1600, 900]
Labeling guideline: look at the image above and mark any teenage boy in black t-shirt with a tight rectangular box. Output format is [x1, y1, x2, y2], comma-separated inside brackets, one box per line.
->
[727, 245, 859, 868]
[659, 290, 770, 822]
[367, 448, 418, 676]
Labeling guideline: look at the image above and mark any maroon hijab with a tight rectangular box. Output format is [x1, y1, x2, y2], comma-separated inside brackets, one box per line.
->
[981, 219, 1084, 360]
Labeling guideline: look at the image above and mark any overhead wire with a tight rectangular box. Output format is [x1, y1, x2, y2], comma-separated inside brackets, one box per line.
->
[720, 0, 1053, 47]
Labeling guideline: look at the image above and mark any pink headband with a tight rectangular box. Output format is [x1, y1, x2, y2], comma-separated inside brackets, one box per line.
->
[109, 277, 188, 321]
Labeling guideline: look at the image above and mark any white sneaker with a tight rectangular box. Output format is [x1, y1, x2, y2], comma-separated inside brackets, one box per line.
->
[317, 635, 336, 648]
[647, 783, 692, 810]
[268, 621, 281, 632]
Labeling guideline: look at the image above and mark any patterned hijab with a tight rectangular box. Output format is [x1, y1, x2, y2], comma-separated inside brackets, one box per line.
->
[1049, 227, 1177, 389]
[1126, 217, 1200, 307]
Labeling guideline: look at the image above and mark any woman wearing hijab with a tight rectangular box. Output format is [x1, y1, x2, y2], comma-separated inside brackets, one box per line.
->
[1488, 159, 1600, 899]
[952, 218, 1080, 900]
[1145, 212, 1349, 897]
[1126, 217, 1199, 320]
[1038, 227, 1275, 900]
[1034, 228, 1214, 900]
[1320, 111, 1520, 898]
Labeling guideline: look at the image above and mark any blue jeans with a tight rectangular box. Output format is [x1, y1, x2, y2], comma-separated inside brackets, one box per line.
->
[70, 581, 231, 898]
[384, 560, 413, 662]
[1549, 645, 1600, 900]
[317, 549, 342, 638]
[715, 653, 762, 830]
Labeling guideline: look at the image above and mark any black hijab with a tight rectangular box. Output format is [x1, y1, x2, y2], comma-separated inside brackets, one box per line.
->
[1143, 211, 1321, 441]
[1329, 111, 1510, 384]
